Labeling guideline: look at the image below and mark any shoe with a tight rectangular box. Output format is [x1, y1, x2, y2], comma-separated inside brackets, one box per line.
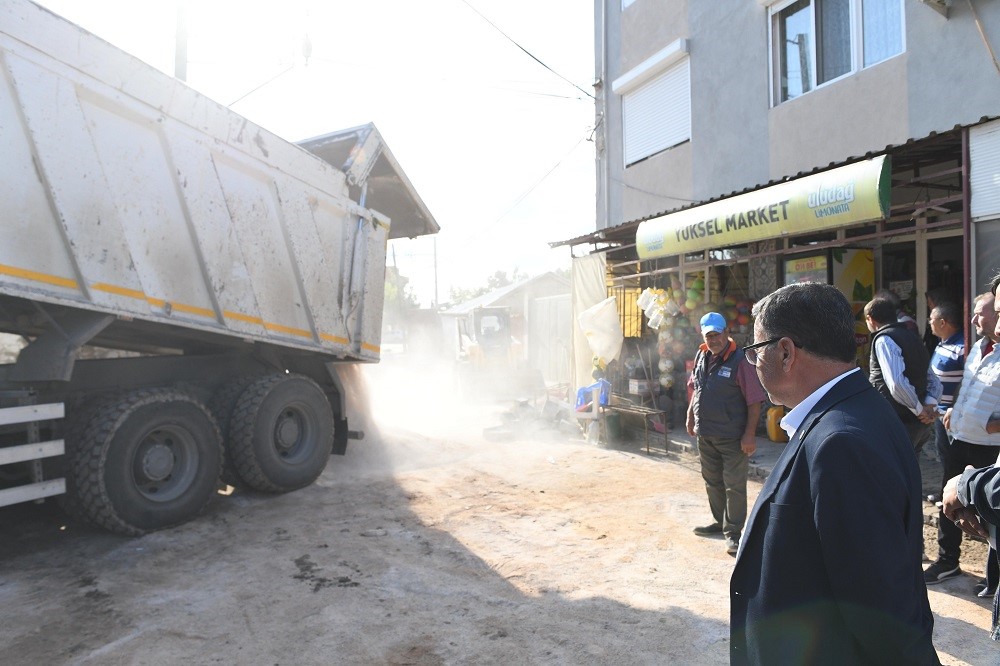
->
[725, 536, 739, 555]
[926, 493, 941, 503]
[974, 578, 997, 598]
[923, 560, 962, 585]
[693, 523, 723, 536]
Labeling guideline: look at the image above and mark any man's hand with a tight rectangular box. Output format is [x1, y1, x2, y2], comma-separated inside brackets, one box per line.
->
[686, 409, 696, 438]
[741, 432, 756, 456]
[942, 469, 989, 538]
[942, 407, 952, 430]
[918, 404, 937, 424]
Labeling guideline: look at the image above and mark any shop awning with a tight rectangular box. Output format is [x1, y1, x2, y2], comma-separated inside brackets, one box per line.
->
[298, 123, 440, 240]
[635, 155, 891, 259]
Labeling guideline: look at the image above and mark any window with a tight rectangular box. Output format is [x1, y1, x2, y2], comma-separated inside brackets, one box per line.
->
[621, 58, 691, 166]
[612, 39, 691, 166]
[770, 0, 903, 105]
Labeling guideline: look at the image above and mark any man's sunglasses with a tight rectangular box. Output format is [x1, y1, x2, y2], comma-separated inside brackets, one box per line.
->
[743, 337, 801, 365]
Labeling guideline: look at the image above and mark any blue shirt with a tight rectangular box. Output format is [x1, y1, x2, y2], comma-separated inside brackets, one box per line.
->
[930, 331, 964, 410]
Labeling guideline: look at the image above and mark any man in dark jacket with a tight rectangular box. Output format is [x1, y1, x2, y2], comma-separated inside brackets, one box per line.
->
[864, 297, 942, 456]
[731, 283, 939, 665]
[943, 461, 1000, 640]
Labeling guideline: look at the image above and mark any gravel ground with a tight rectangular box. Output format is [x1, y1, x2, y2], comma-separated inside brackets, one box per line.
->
[0, 360, 996, 665]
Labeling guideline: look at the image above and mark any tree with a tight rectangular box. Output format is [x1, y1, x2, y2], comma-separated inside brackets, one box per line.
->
[383, 266, 419, 330]
[449, 269, 528, 305]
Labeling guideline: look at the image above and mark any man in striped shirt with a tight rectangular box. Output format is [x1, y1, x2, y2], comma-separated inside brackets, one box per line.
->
[929, 301, 965, 438]
[925, 303, 966, 581]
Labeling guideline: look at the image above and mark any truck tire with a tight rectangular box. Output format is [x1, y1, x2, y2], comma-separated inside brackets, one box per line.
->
[68, 389, 223, 536]
[208, 375, 259, 488]
[229, 373, 333, 493]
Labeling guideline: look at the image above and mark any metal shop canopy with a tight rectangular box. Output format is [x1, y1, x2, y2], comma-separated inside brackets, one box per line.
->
[635, 155, 891, 259]
[298, 123, 440, 240]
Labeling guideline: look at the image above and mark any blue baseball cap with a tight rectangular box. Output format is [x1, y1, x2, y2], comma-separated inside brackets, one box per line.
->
[699, 312, 727, 334]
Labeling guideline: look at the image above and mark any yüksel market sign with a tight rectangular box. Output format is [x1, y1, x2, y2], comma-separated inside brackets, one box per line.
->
[635, 155, 891, 259]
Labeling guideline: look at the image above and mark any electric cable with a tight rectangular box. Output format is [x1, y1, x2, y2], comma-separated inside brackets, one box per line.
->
[460, 0, 595, 100]
[481, 136, 589, 233]
[613, 178, 700, 205]
[968, 0, 1000, 77]
[228, 63, 296, 106]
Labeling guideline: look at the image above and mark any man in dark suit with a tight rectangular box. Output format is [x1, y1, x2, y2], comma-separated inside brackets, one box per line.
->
[730, 282, 939, 665]
[943, 460, 1000, 640]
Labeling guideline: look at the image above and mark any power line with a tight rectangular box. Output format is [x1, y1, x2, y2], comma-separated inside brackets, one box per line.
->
[482, 136, 589, 232]
[228, 63, 296, 106]
[613, 178, 700, 205]
[460, 0, 595, 100]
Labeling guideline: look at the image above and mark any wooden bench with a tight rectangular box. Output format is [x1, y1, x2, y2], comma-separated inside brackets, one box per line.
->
[603, 394, 667, 453]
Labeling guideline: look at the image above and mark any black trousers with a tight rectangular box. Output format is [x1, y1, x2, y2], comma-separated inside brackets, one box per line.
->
[937, 438, 1000, 566]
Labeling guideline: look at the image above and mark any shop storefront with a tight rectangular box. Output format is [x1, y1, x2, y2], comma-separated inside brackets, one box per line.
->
[555, 123, 995, 422]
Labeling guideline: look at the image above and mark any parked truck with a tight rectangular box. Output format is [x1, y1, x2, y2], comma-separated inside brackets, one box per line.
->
[0, 0, 438, 535]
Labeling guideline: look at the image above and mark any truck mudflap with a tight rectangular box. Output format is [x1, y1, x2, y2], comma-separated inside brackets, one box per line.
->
[332, 418, 365, 456]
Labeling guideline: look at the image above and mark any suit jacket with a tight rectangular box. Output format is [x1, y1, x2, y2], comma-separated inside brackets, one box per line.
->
[730, 370, 939, 665]
[958, 462, 1000, 640]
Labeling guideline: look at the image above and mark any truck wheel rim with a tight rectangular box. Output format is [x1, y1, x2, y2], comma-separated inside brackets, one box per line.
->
[131, 425, 199, 502]
[273, 407, 307, 459]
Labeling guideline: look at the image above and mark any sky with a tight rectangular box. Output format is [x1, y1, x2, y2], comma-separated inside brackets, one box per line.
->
[32, 0, 596, 308]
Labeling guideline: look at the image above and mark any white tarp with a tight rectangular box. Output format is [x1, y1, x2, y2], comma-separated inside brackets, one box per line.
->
[571, 253, 608, 392]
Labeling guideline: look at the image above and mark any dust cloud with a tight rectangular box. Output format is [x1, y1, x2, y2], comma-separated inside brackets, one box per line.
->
[350, 346, 581, 476]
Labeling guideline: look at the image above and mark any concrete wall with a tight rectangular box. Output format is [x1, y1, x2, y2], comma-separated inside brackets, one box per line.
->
[688, 1, 771, 198]
[768, 55, 910, 178]
[620, 0, 687, 70]
[620, 142, 694, 223]
[906, 0, 1000, 138]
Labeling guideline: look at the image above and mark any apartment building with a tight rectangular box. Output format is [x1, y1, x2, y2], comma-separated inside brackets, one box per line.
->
[561, 0, 1000, 332]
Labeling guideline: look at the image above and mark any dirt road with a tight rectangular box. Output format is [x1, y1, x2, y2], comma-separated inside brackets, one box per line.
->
[0, 364, 996, 664]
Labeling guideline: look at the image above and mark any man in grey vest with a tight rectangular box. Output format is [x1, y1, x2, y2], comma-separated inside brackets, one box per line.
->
[864, 297, 942, 456]
[686, 312, 766, 555]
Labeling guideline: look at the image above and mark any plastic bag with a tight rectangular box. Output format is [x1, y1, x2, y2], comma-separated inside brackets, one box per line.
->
[577, 296, 624, 365]
[575, 378, 611, 409]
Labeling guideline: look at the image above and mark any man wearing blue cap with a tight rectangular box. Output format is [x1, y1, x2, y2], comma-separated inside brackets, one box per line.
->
[686, 311, 766, 555]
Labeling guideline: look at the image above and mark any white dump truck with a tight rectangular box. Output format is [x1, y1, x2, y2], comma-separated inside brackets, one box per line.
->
[0, 0, 438, 534]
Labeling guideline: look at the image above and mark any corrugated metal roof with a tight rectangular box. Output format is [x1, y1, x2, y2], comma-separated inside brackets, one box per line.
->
[440, 272, 570, 315]
[298, 123, 440, 240]
[551, 116, 997, 249]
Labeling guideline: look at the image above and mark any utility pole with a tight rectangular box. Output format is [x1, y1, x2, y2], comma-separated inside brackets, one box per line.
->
[174, 2, 187, 82]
